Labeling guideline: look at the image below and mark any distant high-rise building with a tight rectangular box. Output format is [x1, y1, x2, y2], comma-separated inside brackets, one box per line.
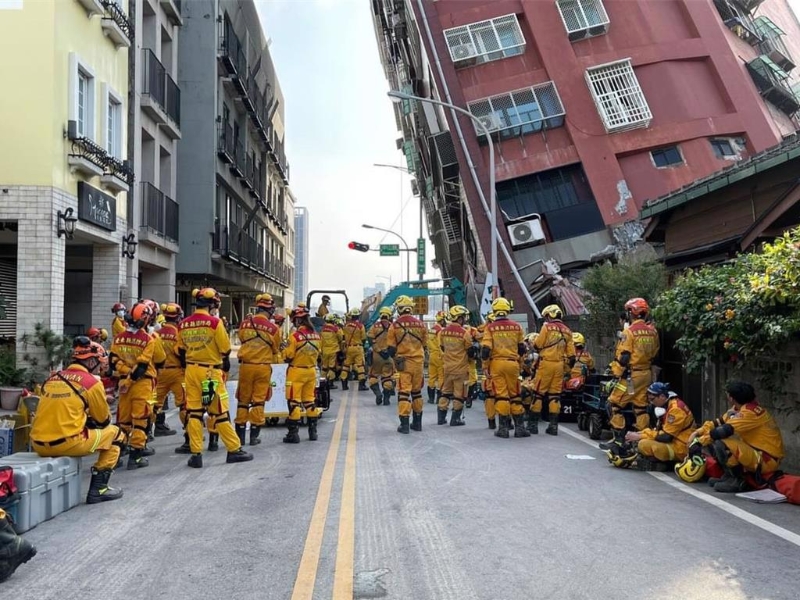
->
[294, 206, 309, 303]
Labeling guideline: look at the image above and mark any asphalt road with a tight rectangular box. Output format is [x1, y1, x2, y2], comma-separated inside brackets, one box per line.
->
[4, 383, 800, 599]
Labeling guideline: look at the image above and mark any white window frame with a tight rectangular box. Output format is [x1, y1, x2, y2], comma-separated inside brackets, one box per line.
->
[443, 13, 526, 67]
[467, 81, 566, 139]
[68, 53, 96, 140]
[585, 59, 652, 133]
[103, 84, 124, 159]
[556, 0, 610, 41]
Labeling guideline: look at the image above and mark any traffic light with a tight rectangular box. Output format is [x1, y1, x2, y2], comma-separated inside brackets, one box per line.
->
[348, 241, 370, 252]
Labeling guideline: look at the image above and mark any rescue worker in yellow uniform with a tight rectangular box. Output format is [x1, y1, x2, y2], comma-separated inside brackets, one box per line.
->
[340, 308, 368, 391]
[477, 312, 497, 429]
[176, 287, 253, 468]
[283, 305, 322, 444]
[235, 293, 282, 446]
[530, 304, 575, 436]
[600, 298, 660, 451]
[152, 303, 183, 438]
[568, 332, 595, 382]
[32, 337, 126, 503]
[619, 382, 695, 470]
[111, 302, 126, 337]
[437, 305, 474, 426]
[0, 506, 36, 582]
[481, 297, 527, 439]
[465, 323, 480, 407]
[688, 380, 785, 493]
[386, 295, 427, 434]
[520, 332, 538, 425]
[426, 311, 447, 404]
[110, 302, 165, 469]
[320, 313, 344, 387]
[368, 307, 395, 406]
[316, 294, 331, 318]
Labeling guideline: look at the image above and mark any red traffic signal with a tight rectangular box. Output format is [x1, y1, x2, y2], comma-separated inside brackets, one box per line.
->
[348, 241, 370, 252]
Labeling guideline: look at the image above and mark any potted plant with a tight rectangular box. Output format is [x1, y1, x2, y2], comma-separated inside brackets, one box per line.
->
[0, 348, 28, 411]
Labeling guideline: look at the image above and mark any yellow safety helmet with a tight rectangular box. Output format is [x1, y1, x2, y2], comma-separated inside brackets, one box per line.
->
[572, 332, 585, 346]
[325, 313, 338, 323]
[395, 295, 414, 314]
[524, 332, 536, 344]
[435, 310, 448, 323]
[606, 445, 636, 469]
[675, 456, 707, 483]
[347, 308, 361, 318]
[156, 314, 166, 326]
[256, 293, 275, 309]
[491, 297, 512, 315]
[449, 305, 469, 321]
[542, 304, 562, 319]
[194, 287, 220, 307]
[379, 307, 393, 319]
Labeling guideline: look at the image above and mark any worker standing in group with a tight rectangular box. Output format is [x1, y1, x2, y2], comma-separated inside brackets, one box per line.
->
[386, 295, 427, 434]
[110, 302, 165, 469]
[568, 332, 595, 382]
[176, 287, 253, 468]
[437, 305, 474, 426]
[320, 313, 344, 387]
[235, 293, 282, 447]
[530, 305, 575, 436]
[340, 308, 368, 391]
[368, 307, 395, 406]
[150, 303, 183, 439]
[426, 311, 447, 404]
[32, 337, 126, 503]
[282, 305, 322, 444]
[600, 298, 660, 451]
[481, 298, 527, 439]
[111, 303, 126, 338]
[477, 312, 496, 428]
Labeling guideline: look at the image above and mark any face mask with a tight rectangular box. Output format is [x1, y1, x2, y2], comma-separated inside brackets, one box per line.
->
[654, 407, 666, 419]
[116, 310, 125, 318]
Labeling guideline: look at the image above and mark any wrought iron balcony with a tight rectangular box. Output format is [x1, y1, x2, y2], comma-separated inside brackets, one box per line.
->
[165, 73, 181, 127]
[217, 122, 234, 164]
[141, 182, 179, 244]
[746, 55, 800, 116]
[101, 1, 133, 48]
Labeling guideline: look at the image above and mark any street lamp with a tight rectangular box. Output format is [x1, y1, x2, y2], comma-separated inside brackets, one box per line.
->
[376, 274, 393, 290]
[362, 223, 411, 283]
[387, 90, 497, 299]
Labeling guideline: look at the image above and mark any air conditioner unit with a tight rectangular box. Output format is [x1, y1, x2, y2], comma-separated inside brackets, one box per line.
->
[507, 217, 546, 249]
[452, 43, 477, 63]
[477, 114, 502, 132]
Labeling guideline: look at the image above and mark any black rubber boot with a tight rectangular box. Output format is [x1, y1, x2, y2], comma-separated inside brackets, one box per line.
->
[249, 426, 262, 446]
[437, 408, 448, 425]
[235, 425, 247, 447]
[397, 416, 410, 434]
[141, 445, 156, 457]
[545, 414, 559, 436]
[127, 448, 149, 470]
[508, 415, 514, 430]
[371, 383, 382, 404]
[175, 433, 191, 454]
[410, 412, 423, 432]
[450, 408, 465, 427]
[427, 387, 436, 404]
[86, 468, 123, 504]
[207, 433, 219, 452]
[154, 412, 177, 437]
[147, 421, 155, 442]
[714, 466, 745, 493]
[308, 418, 318, 441]
[0, 512, 37, 583]
[341, 378, 349, 391]
[488, 417, 496, 430]
[382, 391, 392, 406]
[188, 453, 203, 468]
[599, 429, 626, 451]
[494, 416, 510, 438]
[226, 448, 254, 463]
[514, 414, 531, 438]
[527, 412, 539, 435]
[283, 421, 301, 444]
[358, 380, 369, 392]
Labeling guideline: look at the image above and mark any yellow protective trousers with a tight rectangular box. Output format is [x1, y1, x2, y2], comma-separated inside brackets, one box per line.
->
[490, 359, 523, 417]
[397, 357, 424, 417]
[721, 437, 781, 476]
[439, 370, 469, 411]
[638, 439, 687, 462]
[287, 366, 321, 419]
[341, 346, 366, 382]
[184, 365, 240, 454]
[235, 363, 273, 427]
[322, 351, 338, 381]
[608, 369, 652, 431]
[33, 425, 126, 470]
[368, 354, 395, 392]
[118, 378, 154, 450]
[428, 358, 443, 390]
[155, 367, 184, 413]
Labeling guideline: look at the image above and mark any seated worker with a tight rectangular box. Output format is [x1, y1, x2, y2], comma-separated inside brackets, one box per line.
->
[0, 508, 36, 582]
[317, 294, 331, 318]
[621, 382, 695, 470]
[566, 332, 595, 385]
[688, 380, 785, 493]
[31, 337, 126, 504]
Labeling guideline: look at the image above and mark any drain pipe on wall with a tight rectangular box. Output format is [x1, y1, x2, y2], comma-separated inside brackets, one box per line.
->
[413, 0, 541, 320]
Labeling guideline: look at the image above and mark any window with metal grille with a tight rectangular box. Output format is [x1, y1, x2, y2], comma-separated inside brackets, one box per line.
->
[467, 82, 565, 141]
[443, 14, 525, 67]
[650, 146, 684, 168]
[585, 59, 652, 132]
[556, 0, 610, 41]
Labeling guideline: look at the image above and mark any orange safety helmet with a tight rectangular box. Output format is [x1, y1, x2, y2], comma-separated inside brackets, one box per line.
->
[273, 313, 285, 326]
[292, 305, 310, 320]
[87, 327, 102, 341]
[193, 287, 221, 308]
[624, 297, 650, 318]
[129, 302, 153, 328]
[256, 293, 275, 310]
[71, 336, 101, 362]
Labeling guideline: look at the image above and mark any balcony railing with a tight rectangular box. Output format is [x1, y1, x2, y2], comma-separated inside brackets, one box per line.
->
[141, 182, 179, 243]
[231, 139, 245, 176]
[212, 221, 291, 284]
[217, 122, 233, 163]
[101, 0, 133, 45]
[746, 55, 800, 116]
[165, 73, 181, 126]
[244, 154, 255, 189]
[142, 49, 166, 108]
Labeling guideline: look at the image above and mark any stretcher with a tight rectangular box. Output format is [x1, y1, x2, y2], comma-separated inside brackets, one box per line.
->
[259, 364, 332, 425]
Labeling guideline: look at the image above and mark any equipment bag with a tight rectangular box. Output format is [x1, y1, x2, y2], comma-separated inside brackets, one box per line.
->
[704, 456, 724, 480]
[0, 465, 17, 501]
[771, 474, 800, 505]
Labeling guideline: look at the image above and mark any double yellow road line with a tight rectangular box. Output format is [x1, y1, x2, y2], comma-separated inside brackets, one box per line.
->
[291, 394, 358, 600]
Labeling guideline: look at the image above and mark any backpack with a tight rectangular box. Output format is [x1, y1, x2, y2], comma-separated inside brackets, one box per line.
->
[770, 474, 800, 505]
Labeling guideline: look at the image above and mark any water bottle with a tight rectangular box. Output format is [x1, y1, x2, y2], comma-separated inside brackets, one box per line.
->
[626, 374, 634, 395]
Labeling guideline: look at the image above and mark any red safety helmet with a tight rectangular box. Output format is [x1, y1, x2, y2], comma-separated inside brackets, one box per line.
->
[565, 376, 585, 392]
[112, 303, 126, 313]
[273, 313, 285, 325]
[292, 305, 310, 320]
[624, 298, 650, 318]
[87, 327, 102, 340]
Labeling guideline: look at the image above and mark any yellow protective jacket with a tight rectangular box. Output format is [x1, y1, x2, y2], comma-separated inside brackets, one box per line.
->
[533, 320, 575, 363]
[611, 319, 659, 376]
[110, 328, 164, 379]
[317, 304, 329, 318]
[439, 323, 472, 373]
[481, 318, 524, 362]
[342, 321, 366, 348]
[640, 397, 695, 445]
[158, 322, 182, 368]
[428, 323, 444, 361]
[238, 313, 281, 364]
[388, 314, 427, 360]
[31, 365, 111, 441]
[699, 401, 785, 460]
[368, 319, 392, 353]
[320, 324, 344, 354]
[284, 326, 322, 367]
[111, 316, 126, 338]
[570, 350, 595, 378]
[176, 308, 231, 365]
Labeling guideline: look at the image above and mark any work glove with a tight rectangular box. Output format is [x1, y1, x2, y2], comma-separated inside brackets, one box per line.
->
[467, 345, 478, 359]
[379, 350, 390, 360]
[688, 439, 703, 458]
[130, 363, 148, 381]
[222, 356, 231, 373]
